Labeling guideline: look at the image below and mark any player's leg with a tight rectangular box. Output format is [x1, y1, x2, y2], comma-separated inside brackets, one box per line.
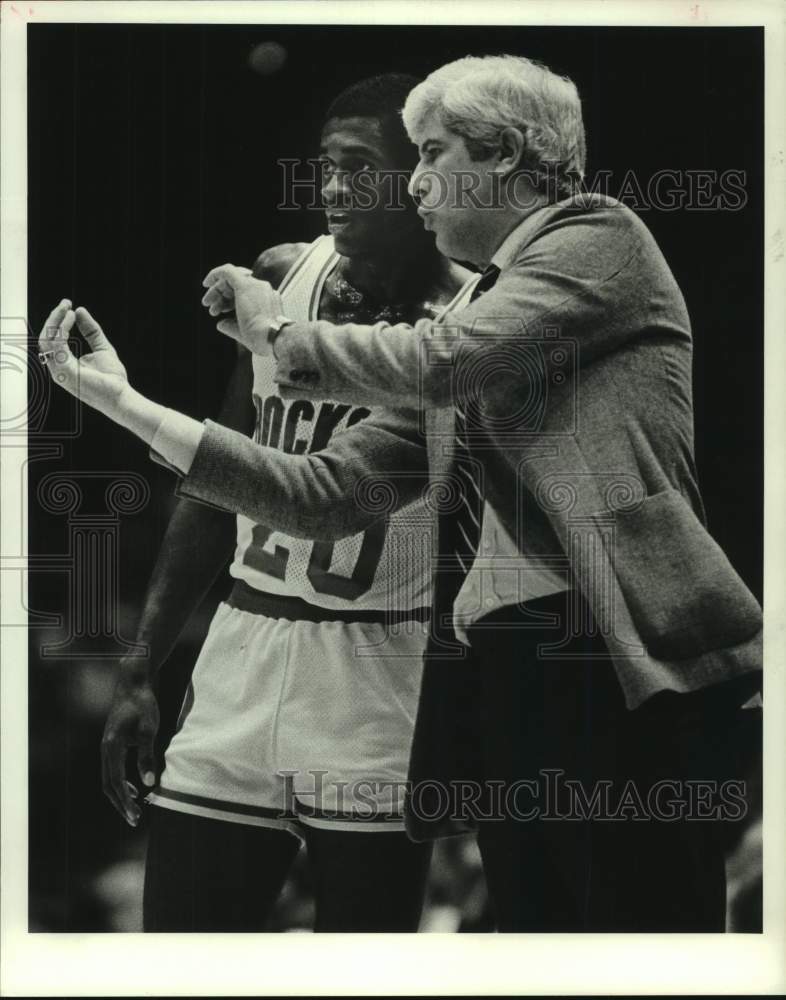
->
[280, 618, 431, 931]
[143, 806, 300, 931]
[144, 606, 302, 930]
[302, 825, 433, 932]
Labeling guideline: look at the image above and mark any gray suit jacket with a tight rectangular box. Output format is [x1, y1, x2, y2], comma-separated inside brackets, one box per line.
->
[178, 194, 762, 840]
[264, 194, 762, 710]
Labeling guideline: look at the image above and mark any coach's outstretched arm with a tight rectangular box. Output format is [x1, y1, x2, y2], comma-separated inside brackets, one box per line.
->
[38, 301, 428, 542]
[99, 349, 254, 826]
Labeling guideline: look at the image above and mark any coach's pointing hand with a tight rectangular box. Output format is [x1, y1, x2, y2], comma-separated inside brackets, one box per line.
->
[40, 301, 173, 445]
[38, 300, 130, 419]
[202, 263, 288, 355]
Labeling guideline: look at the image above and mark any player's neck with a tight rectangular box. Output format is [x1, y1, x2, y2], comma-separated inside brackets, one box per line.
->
[342, 241, 444, 304]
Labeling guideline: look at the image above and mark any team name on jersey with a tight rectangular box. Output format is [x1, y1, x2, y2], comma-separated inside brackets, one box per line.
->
[229, 235, 438, 611]
[252, 394, 371, 454]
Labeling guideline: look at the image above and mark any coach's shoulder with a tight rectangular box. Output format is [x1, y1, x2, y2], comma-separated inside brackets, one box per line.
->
[522, 192, 645, 265]
[554, 193, 659, 248]
[563, 193, 680, 274]
[252, 243, 309, 288]
[551, 192, 637, 228]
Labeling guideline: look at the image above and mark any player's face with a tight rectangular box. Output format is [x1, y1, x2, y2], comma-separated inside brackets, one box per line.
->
[409, 111, 503, 266]
[319, 116, 420, 259]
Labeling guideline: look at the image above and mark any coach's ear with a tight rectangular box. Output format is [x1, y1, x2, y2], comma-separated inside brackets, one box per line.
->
[494, 127, 526, 177]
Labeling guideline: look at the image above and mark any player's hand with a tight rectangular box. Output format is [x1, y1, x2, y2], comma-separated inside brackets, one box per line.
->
[201, 263, 284, 355]
[101, 669, 160, 827]
[39, 301, 130, 420]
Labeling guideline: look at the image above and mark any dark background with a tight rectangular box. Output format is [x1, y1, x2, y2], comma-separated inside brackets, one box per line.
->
[27, 23, 763, 931]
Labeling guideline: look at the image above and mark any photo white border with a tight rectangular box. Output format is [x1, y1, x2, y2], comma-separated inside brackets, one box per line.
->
[2, 1, 785, 995]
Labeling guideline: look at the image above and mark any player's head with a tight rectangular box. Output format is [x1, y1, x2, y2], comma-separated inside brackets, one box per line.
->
[319, 73, 425, 259]
[402, 55, 586, 264]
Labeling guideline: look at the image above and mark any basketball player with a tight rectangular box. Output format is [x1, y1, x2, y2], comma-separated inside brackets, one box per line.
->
[40, 75, 475, 931]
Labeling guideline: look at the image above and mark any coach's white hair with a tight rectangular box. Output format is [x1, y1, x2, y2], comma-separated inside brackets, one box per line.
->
[402, 54, 586, 196]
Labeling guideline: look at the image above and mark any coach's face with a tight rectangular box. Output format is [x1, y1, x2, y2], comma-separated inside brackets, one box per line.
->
[409, 111, 507, 267]
[319, 116, 418, 258]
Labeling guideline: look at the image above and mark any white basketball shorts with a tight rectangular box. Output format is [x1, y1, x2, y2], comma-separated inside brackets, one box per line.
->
[147, 584, 428, 841]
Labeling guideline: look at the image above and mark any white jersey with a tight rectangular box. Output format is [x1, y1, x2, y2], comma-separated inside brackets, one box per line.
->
[229, 236, 477, 613]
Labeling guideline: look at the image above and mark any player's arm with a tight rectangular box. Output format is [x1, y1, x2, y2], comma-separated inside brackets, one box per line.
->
[98, 349, 253, 825]
[97, 244, 304, 826]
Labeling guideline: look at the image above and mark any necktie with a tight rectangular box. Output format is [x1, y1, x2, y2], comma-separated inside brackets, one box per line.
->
[469, 263, 501, 302]
[434, 264, 500, 642]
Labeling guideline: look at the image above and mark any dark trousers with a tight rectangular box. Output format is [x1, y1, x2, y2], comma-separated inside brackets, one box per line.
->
[468, 590, 759, 932]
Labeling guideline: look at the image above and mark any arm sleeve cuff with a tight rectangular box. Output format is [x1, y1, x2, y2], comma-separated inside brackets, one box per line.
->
[149, 409, 205, 475]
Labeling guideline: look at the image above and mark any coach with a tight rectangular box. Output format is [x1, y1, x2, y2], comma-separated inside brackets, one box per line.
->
[201, 55, 762, 930]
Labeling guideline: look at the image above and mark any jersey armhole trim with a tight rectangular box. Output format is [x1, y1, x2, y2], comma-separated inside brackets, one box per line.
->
[307, 248, 341, 320]
[277, 236, 327, 296]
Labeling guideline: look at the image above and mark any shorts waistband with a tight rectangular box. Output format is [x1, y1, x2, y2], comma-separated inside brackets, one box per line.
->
[227, 579, 430, 625]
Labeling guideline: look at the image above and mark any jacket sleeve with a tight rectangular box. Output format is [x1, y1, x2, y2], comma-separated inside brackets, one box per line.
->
[271, 204, 652, 409]
[174, 407, 430, 541]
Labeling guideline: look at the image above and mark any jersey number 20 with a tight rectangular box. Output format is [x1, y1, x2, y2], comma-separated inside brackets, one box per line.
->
[242, 522, 388, 601]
